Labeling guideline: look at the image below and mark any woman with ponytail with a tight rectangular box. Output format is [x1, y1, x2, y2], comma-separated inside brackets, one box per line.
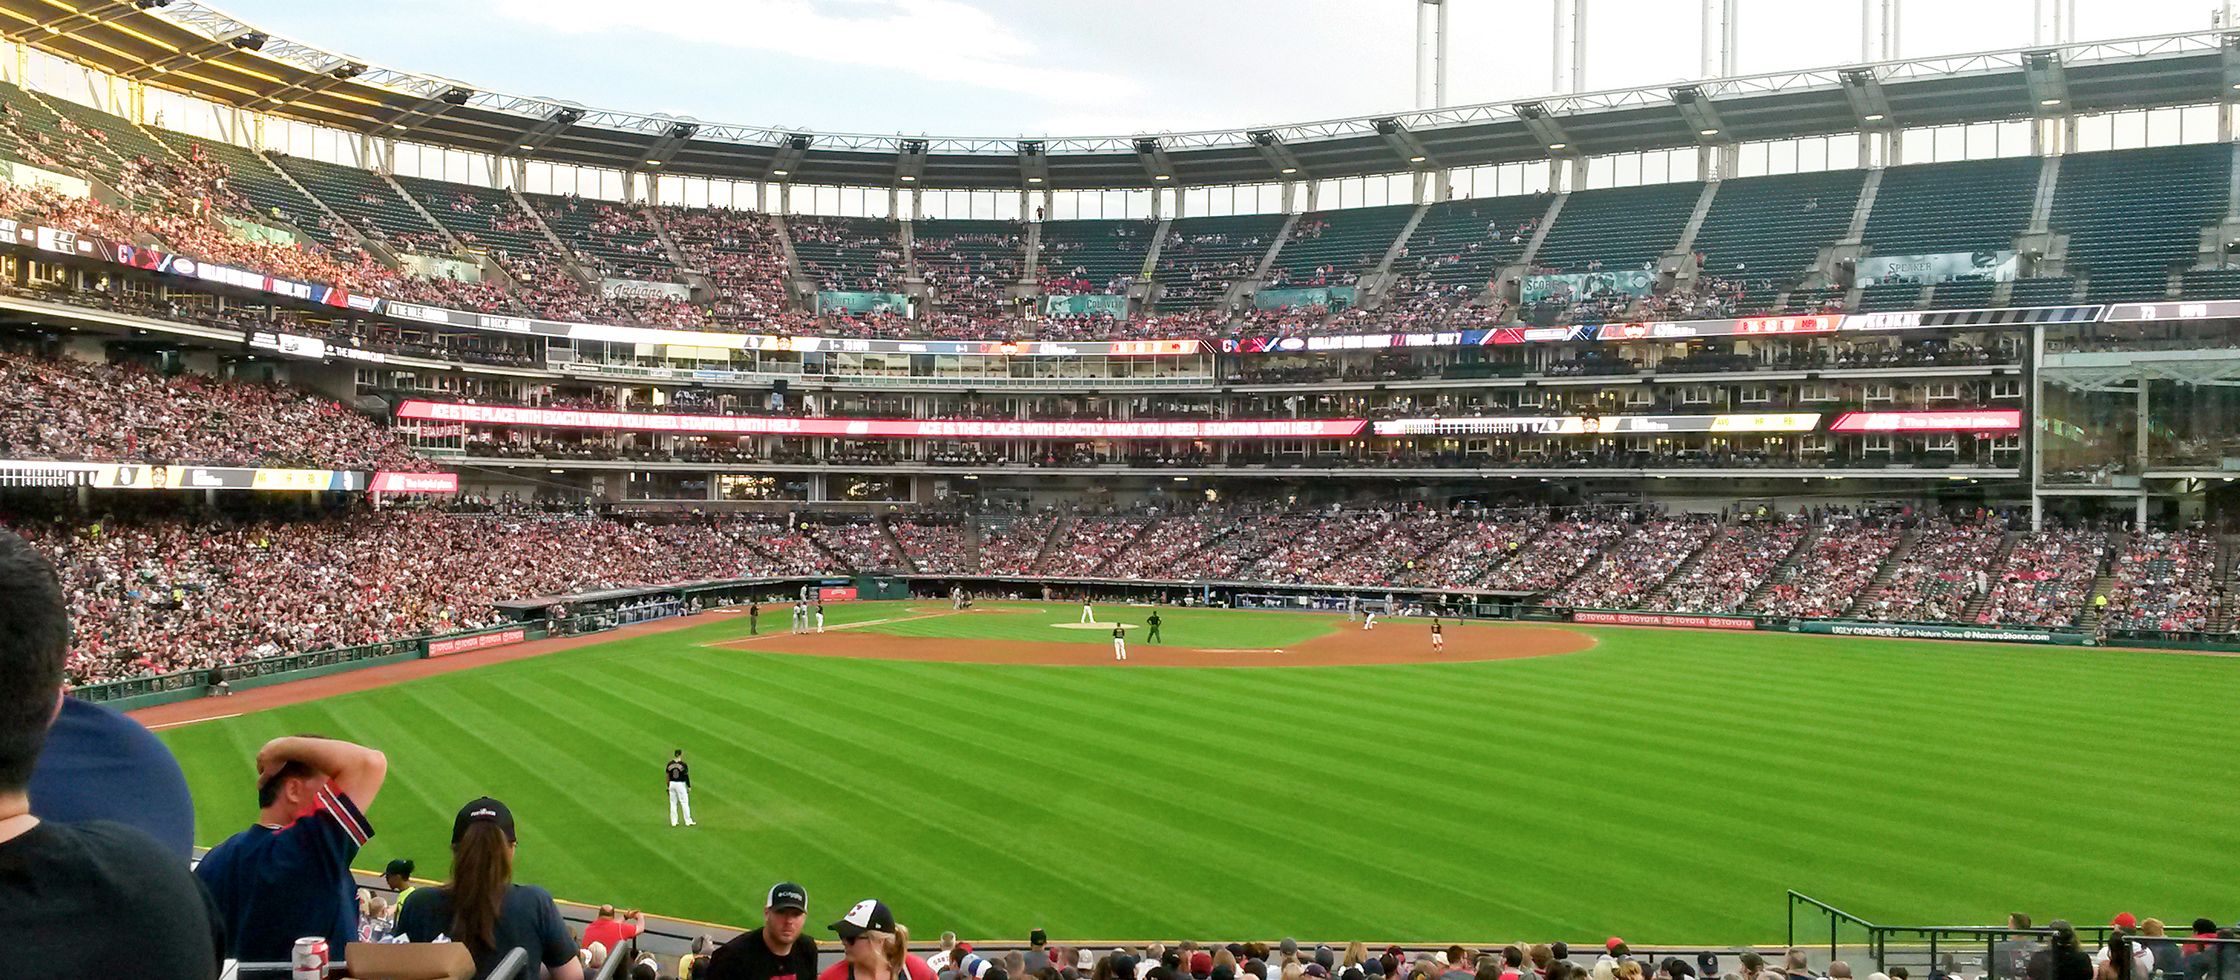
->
[395, 797, 583, 979]
[818, 900, 936, 980]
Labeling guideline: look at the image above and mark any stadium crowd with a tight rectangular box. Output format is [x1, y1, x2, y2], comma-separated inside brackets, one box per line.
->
[1647, 516, 1807, 615]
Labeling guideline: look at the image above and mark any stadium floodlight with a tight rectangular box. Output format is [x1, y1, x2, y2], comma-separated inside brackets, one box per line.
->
[896, 138, 927, 186]
[230, 32, 268, 51]
[1248, 129, 1307, 180]
[764, 133, 811, 182]
[1132, 136, 1176, 186]
[1671, 86, 1727, 145]
[2023, 50, 2069, 115]
[1514, 103, 1574, 157]
[133, 0, 174, 8]
[1371, 117, 1438, 169]
[1016, 139, 1050, 187]
[1839, 68, 1895, 128]
[329, 62, 366, 81]
[440, 86, 474, 105]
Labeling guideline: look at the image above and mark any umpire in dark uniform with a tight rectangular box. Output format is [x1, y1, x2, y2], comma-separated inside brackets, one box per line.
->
[748, 600, 760, 635]
[1145, 611, 1162, 643]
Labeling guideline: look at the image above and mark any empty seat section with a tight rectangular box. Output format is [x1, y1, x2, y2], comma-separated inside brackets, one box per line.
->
[1532, 182, 1703, 272]
[1037, 220, 1155, 293]
[1862, 157, 2038, 255]
[2007, 277, 2078, 306]
[1383, 194, 1551, 309]
[1268, 204, 1413, 287]
[0, 82, 106, 180]
[790, 215, 903, 293]
[35, 92, 167, 181]
[1856, 282, 1925, 311]
[146, 130, 343, 249]
[2180, 268, 2240, 298]
[2052, 144, 2230, 303]
[275, 155, 448, 252]
[1929, 279, 1998, 309]
[1694, 170, 1864, 313]
[391, 175, 552, 265]
[1153, 213, 1288, 310]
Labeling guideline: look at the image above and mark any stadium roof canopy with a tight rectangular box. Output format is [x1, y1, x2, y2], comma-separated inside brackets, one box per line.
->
[6, 1, 2240, 190]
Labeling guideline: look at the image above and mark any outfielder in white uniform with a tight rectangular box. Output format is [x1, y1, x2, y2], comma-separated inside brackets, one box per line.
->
[1080, 600, 1095, 624]
[665, 750, 696, 827]
[814, 602, 825, 633]
[1111, 623, 1128, 660]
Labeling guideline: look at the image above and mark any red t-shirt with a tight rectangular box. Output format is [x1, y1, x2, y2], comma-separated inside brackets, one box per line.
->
[582, 917, 641, 951]
[819, 955, 937, 980]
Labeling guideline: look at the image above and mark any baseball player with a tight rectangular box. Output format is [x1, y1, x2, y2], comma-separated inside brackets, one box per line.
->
[814, 602, 825, 633]
[1362, 608, 1378, 630]
[1080, 598, 1095, 624]
[1431, 617, 1445, 651]
[748, 600, 760, 635]
[666, 749, 695, 827]
[1145, 611, 1162, 643]
[1111, 623, 1128, 661]
[1347, 595, 1358, 622]
[792, 601, 806, 634]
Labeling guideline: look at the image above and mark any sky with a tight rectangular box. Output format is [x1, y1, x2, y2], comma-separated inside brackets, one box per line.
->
[205, 0, 2229, 138]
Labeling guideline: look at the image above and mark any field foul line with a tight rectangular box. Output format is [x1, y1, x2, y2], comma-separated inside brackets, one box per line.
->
[146, 712, 240, 731]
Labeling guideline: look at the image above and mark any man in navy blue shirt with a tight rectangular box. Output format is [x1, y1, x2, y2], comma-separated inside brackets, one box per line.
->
[29, 696, 195, 859]
[194, 733, 387, 963]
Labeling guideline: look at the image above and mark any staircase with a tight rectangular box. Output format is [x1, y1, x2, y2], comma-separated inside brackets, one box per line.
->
[1841, 527, 1924, 619]
[961, 518, 984, 572]
[1671, 179, 1722, 256]
[1743, 525, 1820, 613]
[1088, 517, 1159, 577]
[255, 149, 369, 246]
[1029, 514, 1072, 576]
[1642, 525, 1726, 606]
[768, 215, 811, 310]
[507, 187, 601, 287]
[1960, 530, 2020, 623]
[876, 515, 918, 574]
[379, 172, 471, 254]
[1140, 217, 1174, 277]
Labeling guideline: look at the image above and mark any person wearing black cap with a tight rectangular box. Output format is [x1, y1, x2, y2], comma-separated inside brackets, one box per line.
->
[394, 797, 582, 980]
[1026, 930, 1052, 973]
[668, 749, 696, 827]
[707, 881, 819, 980]
[384, 858, 419, 909]
[819, 899, 936, 980]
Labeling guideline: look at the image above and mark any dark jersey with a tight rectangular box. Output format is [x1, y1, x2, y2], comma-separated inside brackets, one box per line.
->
[1112, 626, 1125, 640]
[667, 760, 690, 786]
[1432, 622, 1443, 634]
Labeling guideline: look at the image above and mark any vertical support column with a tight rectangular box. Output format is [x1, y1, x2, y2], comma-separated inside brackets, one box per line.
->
[1701, 0, 1720, 78]
[1570, 0, 1589, 93]
[1886, 0, 1900, 58]
[888, 186, 901, 221]
[1435, 0, 1450, 107]
[1551, 0, 1571, 94]
[2028, 325, 2044, 533]
[1722, 0, 1739, 75]
[2136, 377, 2150, 492]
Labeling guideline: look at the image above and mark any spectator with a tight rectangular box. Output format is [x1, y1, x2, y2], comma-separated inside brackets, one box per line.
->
[820, 899, 937, 980]
[394, 795, 583, 979]
[708, 882, 819, 980]
[26, 694, 195, 859]
[585, 904, 647, 956]
[195, 732, 387, 963]
[384, 858, 420, 909]
[2028, 921, 2094, 980]
[0, 528, 224, 978]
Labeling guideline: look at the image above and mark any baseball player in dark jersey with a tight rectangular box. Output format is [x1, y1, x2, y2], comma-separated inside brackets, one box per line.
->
[1145, 612, 1162, 643]
[1431, 617, 1445, 652]
[666, 750, 695, 827]
[1111, 624, 1128, 661]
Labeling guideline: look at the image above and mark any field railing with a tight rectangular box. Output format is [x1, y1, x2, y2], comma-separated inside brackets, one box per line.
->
[1786, 891, 2240, 974]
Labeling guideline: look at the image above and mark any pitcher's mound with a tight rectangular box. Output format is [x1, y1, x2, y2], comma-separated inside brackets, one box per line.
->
[1050, 621, 1134, 630]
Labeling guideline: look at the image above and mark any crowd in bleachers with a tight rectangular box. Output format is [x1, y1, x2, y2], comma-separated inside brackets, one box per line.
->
[806, 518, 906, 571]
[976, 513, 1057, 575]
[1483, 518, 1628, 592]
[1978, 526, 2107, 628]
[1649, 516, 1807, 615]
[0, 349, 425, 471]
[1859, 518, 2008, 624]
[1755, 516, 1903, 619]
[2100, 528, 2226, 633]
[1552, 517, 1718, 609]
[891, 518, 972, 574]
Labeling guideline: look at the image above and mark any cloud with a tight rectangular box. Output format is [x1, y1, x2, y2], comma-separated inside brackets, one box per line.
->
[485, 0, 1140, 109]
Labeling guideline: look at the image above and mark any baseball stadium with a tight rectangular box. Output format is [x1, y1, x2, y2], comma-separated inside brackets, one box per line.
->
[3, 1, 2240, 978]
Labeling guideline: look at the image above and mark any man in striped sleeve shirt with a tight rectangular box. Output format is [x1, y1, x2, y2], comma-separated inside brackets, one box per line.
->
[195, 734, 387, 964]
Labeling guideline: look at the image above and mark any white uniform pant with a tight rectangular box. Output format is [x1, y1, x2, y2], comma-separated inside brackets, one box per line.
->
[1363, 613, 1377, 630]
[668, 781, 694, 826]
[815, 613, 824, 633]
[1112, 638, 1127, 660]
[1081, 605, 1094, 623]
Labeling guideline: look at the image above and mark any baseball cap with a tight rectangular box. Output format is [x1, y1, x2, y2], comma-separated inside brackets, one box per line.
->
[1385, 947, 1405, 960]
[384, 858, 415, 878]
[1282, 940, 1301, 956]
[832, 899, 896, 940]
[1607, 939, 1625, 952]
[2113, 913, 2138, 930]
[1305, 966, 1330, 979]
[452, 796, 515, 843]
[1552, 945, 1571, 960]
[767, 882, 807, 913]
[1193, 952, 1216, 975]
[1032, 930, 1050, 947]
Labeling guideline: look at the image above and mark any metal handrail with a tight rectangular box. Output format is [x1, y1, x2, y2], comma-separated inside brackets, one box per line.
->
[485, 947, 534, 980]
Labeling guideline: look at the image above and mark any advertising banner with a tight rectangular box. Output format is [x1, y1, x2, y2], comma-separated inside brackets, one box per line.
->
[400, 252, 483, 283]
[399, 400, 1365, 440]
[370, 471, 461, 493]
[0, 460, 366, 491]
[1793, 620, 2090, 646]
[1523, 269, 1654, 305]
[1253, 286, 1358, 311]
[816, 586, 860, 602]
[1044, 294, 1129, 317]
[0, 161, 90, 199]
[601, 278, 693, 301]
[427, 628, 527, 657]
[1856, 250, 2018, 286]
[815, 291, 910, 315]
[1828, 410, 2024, 433]
[1572, 610, 1757, 630]
[1373, 413, 1822, 436]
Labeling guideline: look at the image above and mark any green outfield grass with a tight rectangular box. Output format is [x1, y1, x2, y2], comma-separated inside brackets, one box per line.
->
[159, 601, 2240, 944]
